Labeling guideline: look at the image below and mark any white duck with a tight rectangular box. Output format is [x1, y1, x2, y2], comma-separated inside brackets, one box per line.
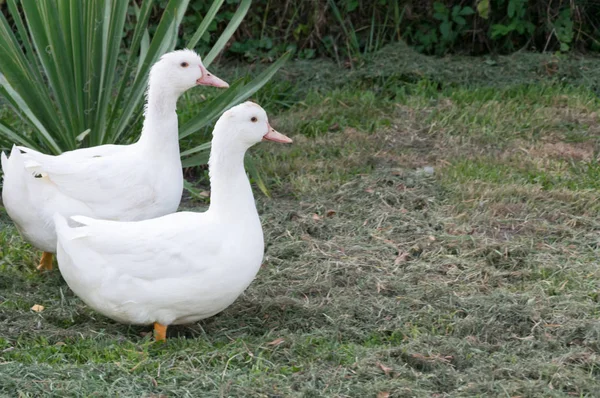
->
[1, 49, 228, 271]
[53, 102, 292, 341]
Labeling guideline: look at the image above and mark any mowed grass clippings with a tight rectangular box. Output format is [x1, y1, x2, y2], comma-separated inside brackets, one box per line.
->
[2, 49, 600, 396]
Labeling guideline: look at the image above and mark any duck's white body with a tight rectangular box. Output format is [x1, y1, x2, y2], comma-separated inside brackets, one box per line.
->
[2, 133, 182, 253]
[54, 103, 291, 331]
[55, 206, 264, 326]
[1, 49, 228, 255]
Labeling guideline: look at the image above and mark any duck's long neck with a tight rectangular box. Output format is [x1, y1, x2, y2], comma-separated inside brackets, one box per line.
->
[137, 83, 180, 156]
[207, 138, 256, 218]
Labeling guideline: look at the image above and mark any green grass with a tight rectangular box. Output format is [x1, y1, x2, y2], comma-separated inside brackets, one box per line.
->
[2, 45, 600, 396]
[446, 158, 600, 190]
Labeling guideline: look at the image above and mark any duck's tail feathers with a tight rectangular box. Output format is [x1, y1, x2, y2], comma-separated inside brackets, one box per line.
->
[1, 145, 31, 196]
[70, 215, 98, 226]
[1, 151, 7, 176]
[2, 145, 22, 174]
[2, 145, 49, 179]
[53, 213, 89, 241]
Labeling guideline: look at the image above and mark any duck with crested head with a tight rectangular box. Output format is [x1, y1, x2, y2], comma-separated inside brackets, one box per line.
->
[53, 102, 293, 341]
[1, 49, 228, 272]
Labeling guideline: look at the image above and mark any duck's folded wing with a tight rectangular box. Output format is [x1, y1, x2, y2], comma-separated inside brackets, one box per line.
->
[17, 145, 151, 208]
[17, 144, 127, 168]
[56, 212, 220, 281]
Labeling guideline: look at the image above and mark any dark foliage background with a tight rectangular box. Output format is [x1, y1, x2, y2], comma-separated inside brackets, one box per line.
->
[154, 0, 600, 61]
[2, 0, 599, 60]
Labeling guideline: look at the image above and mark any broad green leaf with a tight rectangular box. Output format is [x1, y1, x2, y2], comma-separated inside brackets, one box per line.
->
[491, 24, 509, 39]
[181, 141, 211, 159]
[508, 0, 516, 19]
[454, 16, 467, 26]
[228, 51, 292, 107]
[477, 0, 490, 19]
[6, 0, 40, 69]
[135, 2, 152, 77]
[433, 1, 447, 14]
[181, 148, 211, 168]
[0, 5, 65, 145]
[66, 0, 84, 144]
[186, 0, 225, 50]
[22, 1, 79, 142]
[440, 21, 452, 40]
[0, 75, 61, 153]
[92, 1, 129, 146]
[0, 120, 38, 149]
[204, 0, 251, 67]
[452, 6, 461, 19]
[179, 79, 246, 140]
[245, 154, 270, 197]
[107, 0, 153, 137]
[460, 6, 476, 16]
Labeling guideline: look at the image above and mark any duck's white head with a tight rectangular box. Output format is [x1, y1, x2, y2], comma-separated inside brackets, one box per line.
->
[214, 102, 292, 149]
[149, 49, 229, 95]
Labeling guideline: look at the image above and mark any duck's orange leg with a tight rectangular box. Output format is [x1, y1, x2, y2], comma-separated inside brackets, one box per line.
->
[36, 252, 53, 271]
[154, 322, 168, 342]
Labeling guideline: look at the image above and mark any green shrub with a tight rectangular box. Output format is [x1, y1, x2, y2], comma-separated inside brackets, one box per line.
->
[164, 0, 600, 60]
[5, 1, 594, 62]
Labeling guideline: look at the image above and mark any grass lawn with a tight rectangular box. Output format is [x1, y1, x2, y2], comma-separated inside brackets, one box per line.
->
[1, 44, 600, 396]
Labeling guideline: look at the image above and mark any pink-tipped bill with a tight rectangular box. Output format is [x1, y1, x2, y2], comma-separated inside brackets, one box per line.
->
[197, 64, 229, 88]
[263, 123, 292, 144]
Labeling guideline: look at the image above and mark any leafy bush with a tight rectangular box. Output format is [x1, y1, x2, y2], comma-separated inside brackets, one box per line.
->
[404, 0, 599, 55]
[152, 0, 600, 60]
[0, 0, 288, 171]
[131, 0, 404, 63]
[6, 1, 591, 68]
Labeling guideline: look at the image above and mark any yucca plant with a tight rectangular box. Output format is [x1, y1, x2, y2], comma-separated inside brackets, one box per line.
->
[0, 0, 289, 183]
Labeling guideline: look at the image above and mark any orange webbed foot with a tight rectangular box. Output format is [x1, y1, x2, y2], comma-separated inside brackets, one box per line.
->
[154, 322, 168, 342]
[36, 252, 53, 271]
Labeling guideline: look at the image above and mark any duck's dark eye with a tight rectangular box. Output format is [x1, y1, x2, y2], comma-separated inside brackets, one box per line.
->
[180, 62, 189, 67]
[251, 117, 258, 122]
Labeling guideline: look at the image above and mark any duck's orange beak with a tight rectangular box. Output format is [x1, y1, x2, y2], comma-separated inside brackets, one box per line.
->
[196, 64, 229, 88]
[263, 123, 292, 143]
